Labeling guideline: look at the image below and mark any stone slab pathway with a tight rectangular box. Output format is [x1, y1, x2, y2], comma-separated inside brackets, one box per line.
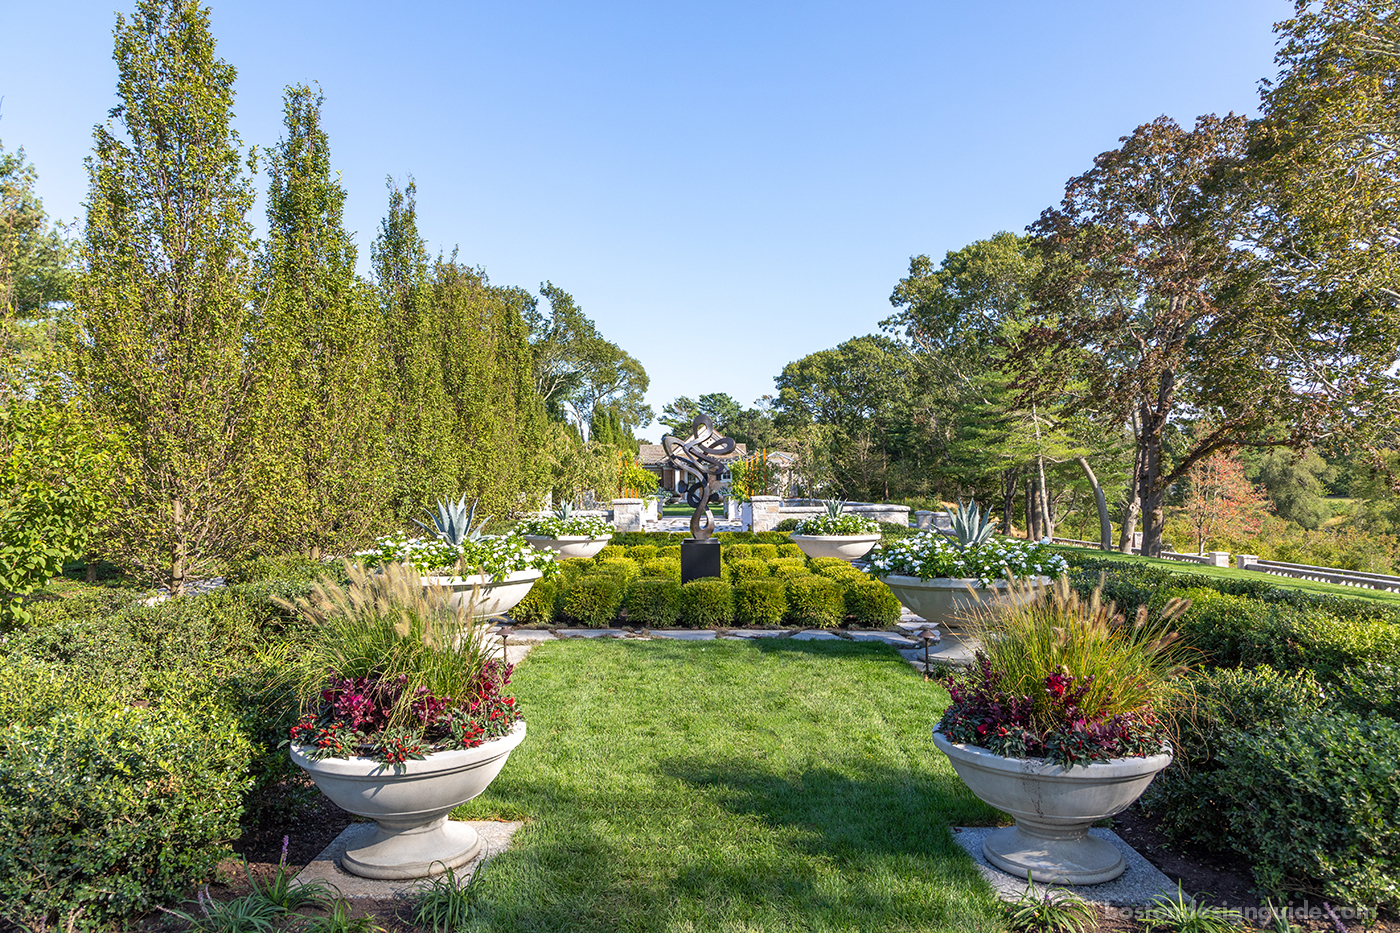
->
[293, 820, 524, 898]
[950, 826, 1176, 907]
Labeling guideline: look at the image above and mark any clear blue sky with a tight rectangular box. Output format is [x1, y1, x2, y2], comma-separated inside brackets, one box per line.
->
[2, 0, 1289, 437]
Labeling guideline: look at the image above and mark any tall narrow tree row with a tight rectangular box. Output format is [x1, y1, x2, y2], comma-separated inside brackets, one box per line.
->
[432, 260, 549, 517]
[245, 84, 392, 554]
[372, 180, 460, 520]
[74, 0, 255, 592]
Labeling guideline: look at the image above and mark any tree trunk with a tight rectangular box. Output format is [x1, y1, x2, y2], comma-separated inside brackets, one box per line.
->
[85, 560, 97, 585]
[1036, 457, 1054, 540]
[1025, 477, 1039, 540]
[1001, 468, 1019, 536]
[1139, 429, 1167, 558]
[1118, 496, 1139, 553]
[1075, 455, 1112, 551]
[171, 497, 186, 596]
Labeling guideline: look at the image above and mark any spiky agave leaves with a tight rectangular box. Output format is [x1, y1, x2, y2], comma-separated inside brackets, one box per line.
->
[552, 501, 575, 522]
[415, 495, 490, 546]
[822, 498, 848, 519]
[944, 498, 997, 549]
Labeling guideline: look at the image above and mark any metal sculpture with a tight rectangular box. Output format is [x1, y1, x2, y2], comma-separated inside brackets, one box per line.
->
[661, 414, 736, 540]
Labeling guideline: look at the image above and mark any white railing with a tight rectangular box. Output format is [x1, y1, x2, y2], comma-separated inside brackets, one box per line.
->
[1235, 556, 1400, 593]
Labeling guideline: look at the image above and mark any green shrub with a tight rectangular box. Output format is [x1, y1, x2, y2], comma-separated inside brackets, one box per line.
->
[1214, 709, 1400, 913]
[774, 518, 800, 532]
[509, 578, 555, 626]
[1331, 662, 1400, 718]
[723, 543, 754, 563]
[0, 661, 253, 931]
[623, 578, 682, 627]
[734, 578, 787, 627]
[678, 578, 734, 628]
[843, 579, 901, 627]
[595, 557, 641, 586]
[640, 558, 681, 581]
[806, 556, 851, 576]
[558, 557, 595, 584]
[785, 575, 844, 628]
[229, 553, 328, 585]
[776, 543, 804, 559]
[626, 544, 659, 563]
[729, 559, 770, 582]
[750, 543, 778, 561]
[769, 558, 808, 578]
[595, 545, 627, 561]
[558, 574, 624, 627]
[658, 545, 682, 560]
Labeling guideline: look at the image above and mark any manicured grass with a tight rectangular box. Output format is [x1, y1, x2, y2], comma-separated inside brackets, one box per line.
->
[454, 638, 1005, 932]
[1053, 543, 1400, 606]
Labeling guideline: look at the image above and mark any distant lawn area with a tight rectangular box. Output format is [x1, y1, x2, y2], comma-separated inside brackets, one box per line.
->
[454, 638, 1005, 933]
[1051, 543, 1400, 607]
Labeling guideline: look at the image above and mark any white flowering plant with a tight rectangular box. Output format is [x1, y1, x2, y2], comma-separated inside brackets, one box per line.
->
[514, 514, 614, 539]
[358, 532, 556, 581]
[794, 513, 880, 536]
[866, 533, 1068, 586]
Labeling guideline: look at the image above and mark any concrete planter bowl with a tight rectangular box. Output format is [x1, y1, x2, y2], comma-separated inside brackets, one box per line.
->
[422, 569, 542, 617]
[521, 534, 612, 560]
[879, 573, 1047, 626]
[789, 533, 882, 561]
[933, 731, 1171, 884]
[291, 722, 527, 880]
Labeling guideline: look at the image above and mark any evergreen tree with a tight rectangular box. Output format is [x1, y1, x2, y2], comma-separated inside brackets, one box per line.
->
[246, 84, 393, 554]
[74, 0, 255, 592]
[372, 179, 459, 520]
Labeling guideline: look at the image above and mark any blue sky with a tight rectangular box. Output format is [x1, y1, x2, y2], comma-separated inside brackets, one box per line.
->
[2, 1, 1288, 437]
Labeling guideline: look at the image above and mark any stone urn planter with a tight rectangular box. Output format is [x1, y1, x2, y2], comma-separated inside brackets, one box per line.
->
[933, 731, 1171, 884]
[879, 574, 1047, 626]
[291, 722, 526, 880]
[422, 568, 543, 617]
[790, 533, 881, 562]
[521, 534, 612, 560]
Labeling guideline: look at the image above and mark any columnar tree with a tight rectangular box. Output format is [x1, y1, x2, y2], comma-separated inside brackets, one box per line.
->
[0, 141, 73, 388]
[75, 0, 255, 592]
[246, 84, 392, 553]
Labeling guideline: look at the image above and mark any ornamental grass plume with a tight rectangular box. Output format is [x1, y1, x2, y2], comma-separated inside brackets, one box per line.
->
[966, 574, 1194, 733]
[275, 560, 497, 734]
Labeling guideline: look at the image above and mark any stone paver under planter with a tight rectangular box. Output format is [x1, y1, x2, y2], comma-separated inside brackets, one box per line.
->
[950, 826, 1175, 906]
[293, 820, 524, 898]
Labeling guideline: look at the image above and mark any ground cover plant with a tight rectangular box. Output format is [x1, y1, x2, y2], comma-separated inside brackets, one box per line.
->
[1058, 549, 1400, 914]
[451, 637, 1007, 932]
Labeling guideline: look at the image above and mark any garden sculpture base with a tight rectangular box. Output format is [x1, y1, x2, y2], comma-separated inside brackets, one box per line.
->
[933, 731, 1171, 885]
[291, 721, 527, 880]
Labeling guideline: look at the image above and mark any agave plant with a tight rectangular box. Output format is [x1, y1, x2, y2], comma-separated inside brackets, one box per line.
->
[822, 499, 848, 518]
[415, 496, 489, 546]
[552, 502, 575, 522]
[944, 498, 996, 549]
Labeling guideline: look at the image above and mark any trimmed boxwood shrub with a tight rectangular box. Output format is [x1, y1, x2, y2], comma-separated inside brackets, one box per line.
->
[595, 544, 627, 561]
[774, 518, 801, 532]
[0, 661, 254, 931]
[734, 578, 787, 627]
[678, 578, 734, 628]
[806, 556, 851, 576]
[558, 574, 624, 627]
[785, 575, 844, 628]
[768, 558, 808, 579]
[509, 578, 555, 626]
[843, 579, 901, 627]
[729, 559, 770, 582]
[776, 543, 804, 559]
[750, 543, 778, 561]
[595, 557, 641, 586]
[722, 543, 754, 563]
[623, 578, 682, 627]
[658, 545, 682, 560]
[640, 558, 681, 581]
[626, 544, 658, 562]
[558, 557, 595, 584]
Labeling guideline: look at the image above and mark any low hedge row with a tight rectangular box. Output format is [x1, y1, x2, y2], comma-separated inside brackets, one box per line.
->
[511, 551, 900, 629]
[1060, 552, 1400, 913]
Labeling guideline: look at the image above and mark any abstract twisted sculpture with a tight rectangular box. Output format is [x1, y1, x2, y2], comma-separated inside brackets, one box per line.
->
[662, 415, 736, 582]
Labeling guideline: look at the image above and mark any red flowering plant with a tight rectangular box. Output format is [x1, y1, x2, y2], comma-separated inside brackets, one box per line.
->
[279, 562, 523, 765]
[935, 576, 1192, 768]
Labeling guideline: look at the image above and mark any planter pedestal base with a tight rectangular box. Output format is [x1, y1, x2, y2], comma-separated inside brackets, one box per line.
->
[983, 824, 1125, 885]
[342, 815, 483, 880]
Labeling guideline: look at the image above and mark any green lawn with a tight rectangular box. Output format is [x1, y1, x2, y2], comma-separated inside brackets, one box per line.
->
[1052, 543, 1400, 606]
[454, 638, 1005, 932]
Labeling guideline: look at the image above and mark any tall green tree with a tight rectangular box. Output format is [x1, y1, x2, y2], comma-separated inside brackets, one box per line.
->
[74, 0, 255, 592]
[246, 84, 392, 554]
[372, 179, 459, 520]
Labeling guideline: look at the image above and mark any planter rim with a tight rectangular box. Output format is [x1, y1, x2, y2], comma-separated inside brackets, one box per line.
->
[421, 568, 543, 586]
[932, 729, 1172, 779]
[879, 573, 1049, 587]
[291, 720, 527, 778]
[789, 533, 882, 543]
[521, 533, 611, 543]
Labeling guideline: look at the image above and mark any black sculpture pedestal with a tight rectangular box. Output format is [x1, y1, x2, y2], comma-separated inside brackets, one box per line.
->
[681, 538, 721, 584]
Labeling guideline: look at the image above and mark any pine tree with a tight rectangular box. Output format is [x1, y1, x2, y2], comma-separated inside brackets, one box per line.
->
[246, 84, 392, 553]
[74, 0, 255, 592]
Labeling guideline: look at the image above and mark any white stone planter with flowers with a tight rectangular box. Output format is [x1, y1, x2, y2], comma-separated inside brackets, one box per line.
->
[516, 505, 615, 560]
[789, 500, 882, 561]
